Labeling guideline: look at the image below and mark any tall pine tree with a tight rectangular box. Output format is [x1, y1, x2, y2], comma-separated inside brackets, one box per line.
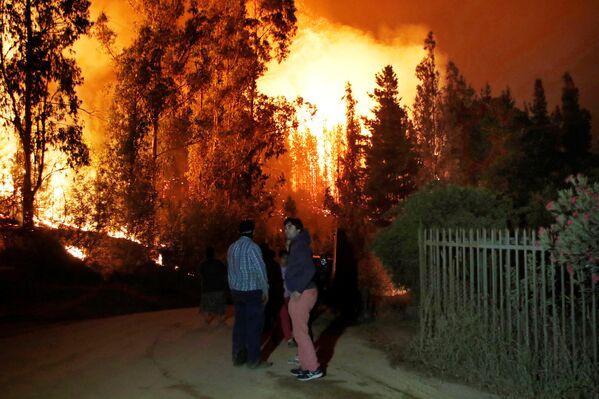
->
[440, 61, 476, 184]
[560, 72, 591, 170]
[485, 79, 559, 226]
[325, 82, 367, 231]
[522, 79, 560, 191]
[364, 66, 418, 224]
[413, 32, 443, 183]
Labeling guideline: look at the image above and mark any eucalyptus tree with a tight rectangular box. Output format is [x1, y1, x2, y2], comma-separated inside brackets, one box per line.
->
[0, 0, 91, 228]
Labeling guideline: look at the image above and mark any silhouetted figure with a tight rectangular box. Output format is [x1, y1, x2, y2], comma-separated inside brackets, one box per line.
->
[198, 247, 228, 324]
[331, 229, 361, 322]
[261, 243, 284, 332]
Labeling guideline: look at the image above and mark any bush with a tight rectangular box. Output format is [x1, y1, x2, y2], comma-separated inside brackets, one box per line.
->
[371, 183, 511, 298]
[539, 174, 599, 286]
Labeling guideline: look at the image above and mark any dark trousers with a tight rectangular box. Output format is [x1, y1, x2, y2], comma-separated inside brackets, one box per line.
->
[231, 289, 264, 364]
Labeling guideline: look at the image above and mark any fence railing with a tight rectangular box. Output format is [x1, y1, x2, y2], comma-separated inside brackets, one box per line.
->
[418, 227, 598, 371]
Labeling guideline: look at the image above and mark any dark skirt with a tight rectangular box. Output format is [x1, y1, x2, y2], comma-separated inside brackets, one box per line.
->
[200, 291, 227, 315]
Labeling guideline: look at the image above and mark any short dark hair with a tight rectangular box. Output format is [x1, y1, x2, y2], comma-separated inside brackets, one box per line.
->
[283, 217, 303, 231]
[238, 219, 255, 235]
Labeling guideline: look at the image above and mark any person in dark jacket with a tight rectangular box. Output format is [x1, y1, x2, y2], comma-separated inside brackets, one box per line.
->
[198, 247, 228, 324]
[284, 217, 323, 381]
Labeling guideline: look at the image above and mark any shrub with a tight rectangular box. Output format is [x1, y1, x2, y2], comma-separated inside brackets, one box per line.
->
[539, 174, 599, 286]
[371, 183, 511, 299]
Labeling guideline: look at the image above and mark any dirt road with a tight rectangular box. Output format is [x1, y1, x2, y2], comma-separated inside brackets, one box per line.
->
[0, 308, 497, 399]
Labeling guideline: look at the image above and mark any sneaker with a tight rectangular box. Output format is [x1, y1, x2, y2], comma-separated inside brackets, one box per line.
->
[289, 367, 305, 376]
[287, 355, 299, 365]
[296, 368, 323, 381]
[247, 360, 273, 369]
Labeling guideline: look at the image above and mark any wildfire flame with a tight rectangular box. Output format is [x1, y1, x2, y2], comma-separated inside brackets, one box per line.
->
[386, 286, 410, 297]
[65, 245, 86, 260]
[0, 134, 16, 199]
[259, 14, 437, 188]
[1, 5, 440, 259]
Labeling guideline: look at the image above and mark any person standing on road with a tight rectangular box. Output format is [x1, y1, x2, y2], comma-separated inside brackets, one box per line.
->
[198, 246, 228, 324]
[284, 217, 323, 381]
[227, 219, 271, 369]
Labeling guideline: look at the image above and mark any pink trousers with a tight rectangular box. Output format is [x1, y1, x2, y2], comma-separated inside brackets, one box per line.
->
[288, 288, 319, 371]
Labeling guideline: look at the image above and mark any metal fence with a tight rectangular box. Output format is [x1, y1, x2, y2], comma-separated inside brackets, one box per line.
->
[418, 227, 598, 371]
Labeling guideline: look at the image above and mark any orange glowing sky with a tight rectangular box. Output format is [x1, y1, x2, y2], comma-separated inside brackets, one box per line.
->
[75, 0, 599, 149]
[258, 17, 433, 124]
[300, 0, 599, 147]
[257, 14, 436, 174]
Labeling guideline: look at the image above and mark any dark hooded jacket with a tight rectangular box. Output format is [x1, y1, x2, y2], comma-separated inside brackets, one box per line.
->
[285, 229, 316, 294]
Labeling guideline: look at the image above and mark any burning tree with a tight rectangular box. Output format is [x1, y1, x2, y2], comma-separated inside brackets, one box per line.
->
[90, 0, 298, 254]
[0, 0, 91, 229]
[413, 31, 443, 184]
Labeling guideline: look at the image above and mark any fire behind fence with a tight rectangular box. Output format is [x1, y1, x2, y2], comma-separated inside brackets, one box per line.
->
[418, 228, 598, 373]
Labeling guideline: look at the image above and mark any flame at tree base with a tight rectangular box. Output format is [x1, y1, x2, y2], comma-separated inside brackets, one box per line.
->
[65, 245, 86, 260]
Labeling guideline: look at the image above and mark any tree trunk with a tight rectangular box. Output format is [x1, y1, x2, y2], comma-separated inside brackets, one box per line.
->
[152, 118, 158, 162]
[21, 0, 34, 230]
[22, 147, 34, 230]
[149, 117, 159, 246]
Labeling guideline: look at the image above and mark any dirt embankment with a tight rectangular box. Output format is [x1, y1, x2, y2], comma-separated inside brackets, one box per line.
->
[0, 227, 201, 325]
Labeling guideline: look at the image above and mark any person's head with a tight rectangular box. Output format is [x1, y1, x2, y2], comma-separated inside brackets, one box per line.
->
[205, 246, 215, 259]
[238, 219, 255, 237]
[283, 217, 303, 241]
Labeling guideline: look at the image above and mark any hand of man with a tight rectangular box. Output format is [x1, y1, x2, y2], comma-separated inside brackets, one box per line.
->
[262, 293, 269, 304]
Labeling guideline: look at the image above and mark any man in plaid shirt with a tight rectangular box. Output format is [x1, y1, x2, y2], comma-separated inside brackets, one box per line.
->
[227, 219, 271, 368]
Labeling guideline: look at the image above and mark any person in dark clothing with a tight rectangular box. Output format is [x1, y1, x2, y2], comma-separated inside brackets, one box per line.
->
[227, 220, 271, 369]
[284, 217, 323, 381]
[261, 243, 284, 333]
[198, 247, 228, 324]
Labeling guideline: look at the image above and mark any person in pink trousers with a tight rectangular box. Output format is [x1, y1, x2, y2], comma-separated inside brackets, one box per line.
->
[283, 217, 323, 381]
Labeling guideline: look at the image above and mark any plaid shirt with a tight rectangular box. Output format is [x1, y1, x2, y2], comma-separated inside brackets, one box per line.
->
[227, 236, 268, 293]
